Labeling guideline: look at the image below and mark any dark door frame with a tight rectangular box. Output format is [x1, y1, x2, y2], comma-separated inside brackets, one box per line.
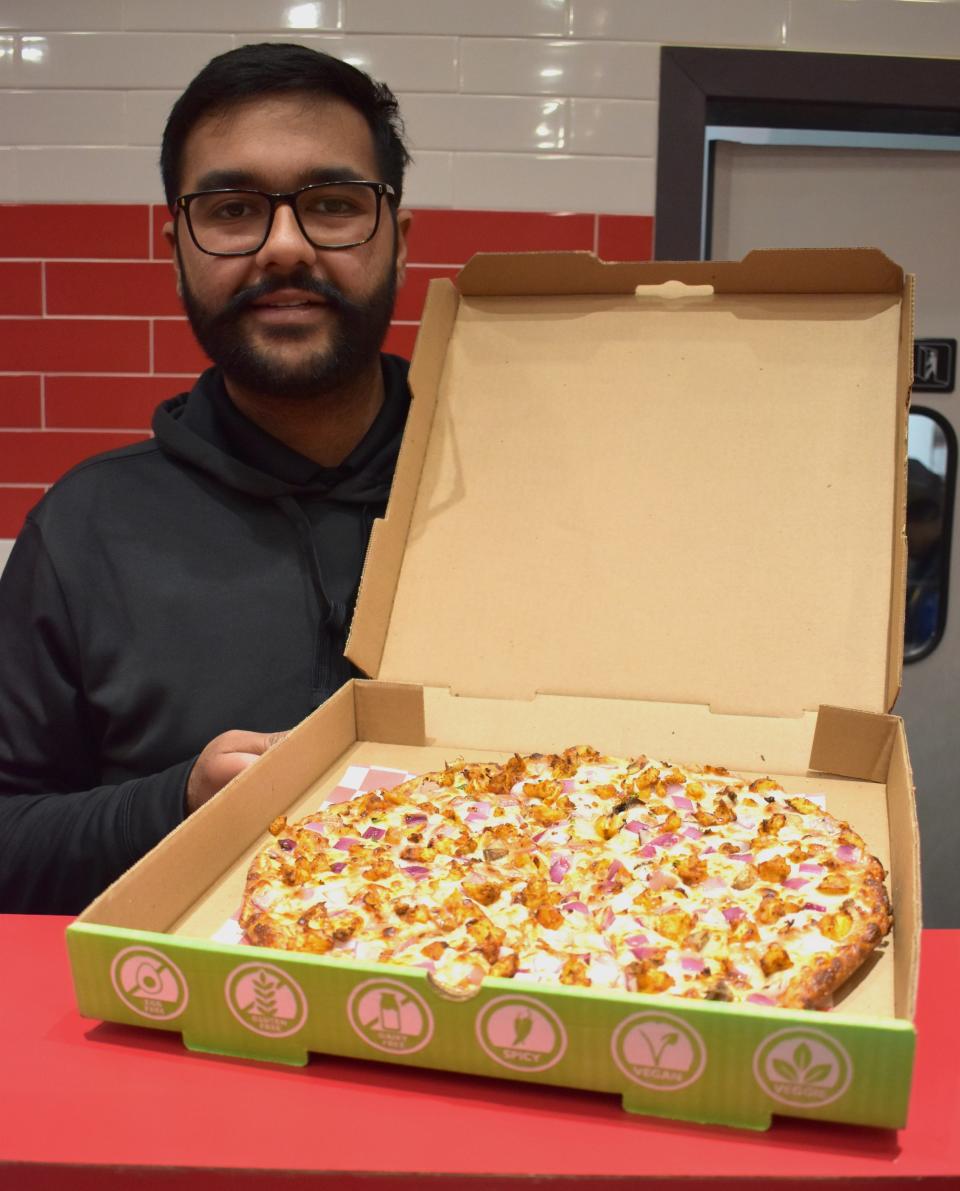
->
[655, 46, 960, 261]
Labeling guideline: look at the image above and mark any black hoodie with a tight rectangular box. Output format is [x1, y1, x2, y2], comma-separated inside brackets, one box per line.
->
[0, 355, 410, 913]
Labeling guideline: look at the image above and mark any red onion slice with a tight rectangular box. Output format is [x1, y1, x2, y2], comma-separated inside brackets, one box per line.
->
[624, 820, 646, 835]
[404, 813, 428, 825]
[637, 844, 657, 860]
[782, 876, 809, 890]
[681, 955, 706, 972]
[630, 945, 662, 961]
[722, 905, 745, 922]
[836, 844, 860, 862]
[563, 901, 590, 915]
[799, 862, 825, 875]
[549, 855, 571, 883]
[601, 858, 626, 892]
[682, 826, 703, 840]
[624, 933, 648, 947]
[670, 794, 695, 811]
[651, 833, 679, 848]
[361, 826, 385, 841]
[747, 993, 777, 1006]
[803, 901, 827, 913]
[334, 837, 359, 851]
[402, 865, 431, 879]
[329, 861, 347, 874]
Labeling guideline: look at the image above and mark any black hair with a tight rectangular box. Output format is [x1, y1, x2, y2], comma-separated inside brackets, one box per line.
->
[160, 42, 411, 208]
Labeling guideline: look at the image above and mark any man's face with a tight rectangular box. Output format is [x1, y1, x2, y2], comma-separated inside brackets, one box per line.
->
[166, 92, 410, 399]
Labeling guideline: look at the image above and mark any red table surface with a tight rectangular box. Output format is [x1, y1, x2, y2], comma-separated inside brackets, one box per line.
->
[1, 918, 958, 1190]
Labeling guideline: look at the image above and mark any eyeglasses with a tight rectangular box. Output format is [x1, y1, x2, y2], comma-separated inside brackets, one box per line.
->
[174, 180, 396, 256]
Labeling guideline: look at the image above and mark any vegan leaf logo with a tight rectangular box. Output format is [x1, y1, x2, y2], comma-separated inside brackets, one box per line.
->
[647, 1030, 679, 1067]
[611, 1013, 707, 1092]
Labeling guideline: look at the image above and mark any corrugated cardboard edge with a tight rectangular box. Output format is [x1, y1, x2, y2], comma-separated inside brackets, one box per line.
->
[886, 274, 914, 711]
[347, 278, 460, 678]
[809, 705, 920, 1021]
[455, 247, 905, 297]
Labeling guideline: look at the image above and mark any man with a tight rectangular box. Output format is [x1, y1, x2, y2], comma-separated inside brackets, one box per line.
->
[0, 43, 413, 913]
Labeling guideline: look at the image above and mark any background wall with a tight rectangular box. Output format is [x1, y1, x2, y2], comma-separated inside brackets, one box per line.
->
[4, 0, 960, 549]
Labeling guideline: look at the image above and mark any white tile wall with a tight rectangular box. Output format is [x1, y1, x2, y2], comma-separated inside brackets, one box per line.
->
[0, 146, 19, 200]
[120, 1, 342, 33]
[568, 0, 787, 48]
[785, 0, 960, 58]
[0, 1, 123, 31]
[122, 91, 180, 146]
[568, 99, 657, 157]
[399, 93, 570, 153]
[0, 89, 126, 144]
[345, 0, 566, 38]
[401, 149, 454, 208]
[460, 38, 660, 100]
[0, 2, 959, 213]
[452, 151, 655, 214]
[15, 145, 160, 202]
[11, 33, 235, 88]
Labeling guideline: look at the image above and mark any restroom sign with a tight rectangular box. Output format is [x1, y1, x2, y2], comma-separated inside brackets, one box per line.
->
[913, 339, 955, 393]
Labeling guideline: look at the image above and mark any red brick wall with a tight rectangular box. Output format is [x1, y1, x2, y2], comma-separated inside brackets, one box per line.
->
[0, 204, 653, 537]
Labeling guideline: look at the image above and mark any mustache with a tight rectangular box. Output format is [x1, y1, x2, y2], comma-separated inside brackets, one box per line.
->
[220, 270, 362, 319]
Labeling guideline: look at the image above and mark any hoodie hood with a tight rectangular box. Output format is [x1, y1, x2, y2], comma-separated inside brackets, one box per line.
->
[152, 355, 410, 504]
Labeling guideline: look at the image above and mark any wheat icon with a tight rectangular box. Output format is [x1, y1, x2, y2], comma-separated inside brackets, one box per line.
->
[772, 1041, 832, 1086]
[251, 969, 279, 1017]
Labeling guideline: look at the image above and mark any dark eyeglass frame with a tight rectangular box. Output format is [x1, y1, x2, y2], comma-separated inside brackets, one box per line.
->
[174, 180, 397, 256]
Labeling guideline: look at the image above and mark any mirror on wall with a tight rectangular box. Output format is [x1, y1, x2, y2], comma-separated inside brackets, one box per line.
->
[905, 409, 955, 661]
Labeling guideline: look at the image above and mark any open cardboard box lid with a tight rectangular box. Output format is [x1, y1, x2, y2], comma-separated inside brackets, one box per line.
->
[348, 248, 911, 721]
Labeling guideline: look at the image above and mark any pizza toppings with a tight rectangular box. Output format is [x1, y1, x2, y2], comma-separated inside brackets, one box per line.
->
[239, 746, 892, 1009]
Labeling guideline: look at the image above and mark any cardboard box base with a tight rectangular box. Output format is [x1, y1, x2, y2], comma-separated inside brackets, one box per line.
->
[69, 681, 918, 1132]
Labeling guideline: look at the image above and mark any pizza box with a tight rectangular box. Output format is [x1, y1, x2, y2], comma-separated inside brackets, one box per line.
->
[67, 248, 920, 1132]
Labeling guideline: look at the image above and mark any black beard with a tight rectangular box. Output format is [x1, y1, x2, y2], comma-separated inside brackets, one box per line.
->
[179, 261, 397, 400]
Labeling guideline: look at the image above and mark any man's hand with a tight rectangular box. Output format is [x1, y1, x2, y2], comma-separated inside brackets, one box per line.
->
[185, 729, 288, 814]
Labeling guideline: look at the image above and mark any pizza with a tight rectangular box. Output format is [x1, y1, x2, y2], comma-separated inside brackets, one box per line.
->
[238, 746, 892, 1009]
